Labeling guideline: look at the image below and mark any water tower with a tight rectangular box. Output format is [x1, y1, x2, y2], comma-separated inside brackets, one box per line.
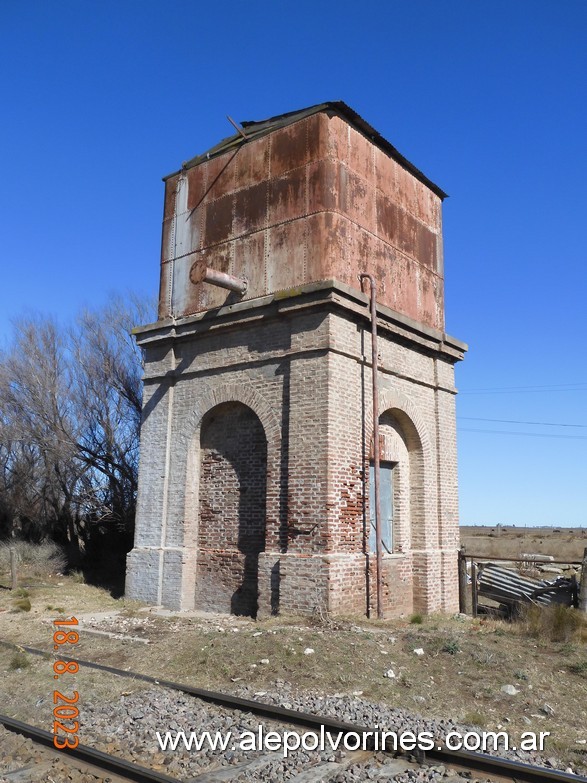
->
[125, 102, 466, 618]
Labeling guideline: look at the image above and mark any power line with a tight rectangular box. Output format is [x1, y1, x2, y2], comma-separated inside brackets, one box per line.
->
[459, 427, 587, 440]
[459, 416, 587, 428]
[460, 387, 587, 395]
[460, 382, 587, 393]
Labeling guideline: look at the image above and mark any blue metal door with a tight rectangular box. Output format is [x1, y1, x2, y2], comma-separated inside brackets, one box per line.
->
[369, 461, 393, 553]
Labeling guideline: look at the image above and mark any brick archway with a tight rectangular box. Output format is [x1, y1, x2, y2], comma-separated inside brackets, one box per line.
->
[171, 383, 281, 614]
[178, 382, 281, 449]
[196, 401, 267, 617]
[370, 389, 439, 614]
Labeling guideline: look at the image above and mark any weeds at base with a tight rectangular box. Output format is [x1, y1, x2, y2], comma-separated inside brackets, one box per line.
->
[12, 597, 31, 612]
[523, 604, 586, 644]
[9, 652, 30, 670]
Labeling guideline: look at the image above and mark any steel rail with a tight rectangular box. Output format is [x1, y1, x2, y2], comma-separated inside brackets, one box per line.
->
[0, 713, 181, 783]
[1, 640, 585, 783]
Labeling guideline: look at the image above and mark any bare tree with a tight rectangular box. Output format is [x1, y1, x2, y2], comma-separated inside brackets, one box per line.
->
[70, 294, 150, 549]
[0, 294, 153, 574]
[0, 317, 82, 549]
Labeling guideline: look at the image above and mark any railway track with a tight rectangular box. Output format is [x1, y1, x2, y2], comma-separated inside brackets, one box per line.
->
[1, 639, 585, 783]
[0, 715, 180, 783]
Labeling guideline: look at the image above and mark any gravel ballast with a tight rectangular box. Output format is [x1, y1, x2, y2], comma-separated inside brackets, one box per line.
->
[2, 677, 570, 782]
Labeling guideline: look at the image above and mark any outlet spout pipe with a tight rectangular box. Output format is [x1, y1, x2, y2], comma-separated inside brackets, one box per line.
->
[190, 259, 248, 295]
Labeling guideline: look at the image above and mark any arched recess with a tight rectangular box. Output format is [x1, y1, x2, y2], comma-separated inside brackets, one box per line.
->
[375, 407, 425, 553]
[175, 383, 280, 548]
[177, 382, 281, 456]
[196, 401, 268, 617]
[371, 389, 437, 614]
[375, 389, 434, 550]
[170, 383, 280, 617]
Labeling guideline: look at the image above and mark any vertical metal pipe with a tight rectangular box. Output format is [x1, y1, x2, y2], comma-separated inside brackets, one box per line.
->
[458, 547, 468, 614]
[579, 547, 587, 614]
[360, 274, 383, 620]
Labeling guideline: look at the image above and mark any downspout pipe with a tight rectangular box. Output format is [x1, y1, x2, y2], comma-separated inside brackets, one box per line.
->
[359, 273, 383, 620]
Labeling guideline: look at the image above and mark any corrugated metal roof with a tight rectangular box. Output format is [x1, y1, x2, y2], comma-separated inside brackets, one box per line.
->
[478, 564, 573, 607]
[164, 101, 448, 199]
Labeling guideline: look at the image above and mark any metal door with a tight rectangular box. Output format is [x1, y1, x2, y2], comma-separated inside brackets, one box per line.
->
[369, 461, 394, 553]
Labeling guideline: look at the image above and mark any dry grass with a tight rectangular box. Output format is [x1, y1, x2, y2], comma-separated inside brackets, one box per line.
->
[12, 597, 31, 612]
[0, 540, 67, 579]
[9, 651, 31, 670]
[523, 603, 587, 643]
[0, 561, 586, 773]
[460, 525, 587, 562]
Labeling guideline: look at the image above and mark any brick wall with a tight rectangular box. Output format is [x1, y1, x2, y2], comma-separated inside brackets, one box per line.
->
[196, 402, 267, 616]
[126, 285, 465, 618]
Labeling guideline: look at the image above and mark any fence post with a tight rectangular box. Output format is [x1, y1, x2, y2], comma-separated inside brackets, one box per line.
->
[471, 561, 478, 618]
[458, 547, 468, 614]
[579, 548, 587, 614]
[10, 547, 18, 591]
[571, 573, 579, 609]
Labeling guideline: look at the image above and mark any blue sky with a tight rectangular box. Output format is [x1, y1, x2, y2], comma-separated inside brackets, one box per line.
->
[1, 1, 586, 526]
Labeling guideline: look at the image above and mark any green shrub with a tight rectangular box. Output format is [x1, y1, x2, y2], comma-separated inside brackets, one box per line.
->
[569, 661, 587, 677]
[410, 613, 423, 625]
[441, 638, 460, 655]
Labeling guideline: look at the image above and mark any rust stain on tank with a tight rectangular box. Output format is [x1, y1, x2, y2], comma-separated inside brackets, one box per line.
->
[233, 182, 267, 237]
[186, 165, 207, 212]
[204, 194, 233, 246]
[160, 105, 446, 332]
[234, 231, 265, 297]
[163, 176, 178, 220]
[205, 153, 237, 202]
[234, 135, 269, 190]
[269, 120, 310, 177]
[268, 169, 306, 225]
[308, 159, 337, 212]
[416, 224, 437, 270]
[268, 221, 306, 291]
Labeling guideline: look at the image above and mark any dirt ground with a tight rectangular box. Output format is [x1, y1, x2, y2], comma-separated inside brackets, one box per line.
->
[1, 546, 586, 775]
[460, 525, 587, 563]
